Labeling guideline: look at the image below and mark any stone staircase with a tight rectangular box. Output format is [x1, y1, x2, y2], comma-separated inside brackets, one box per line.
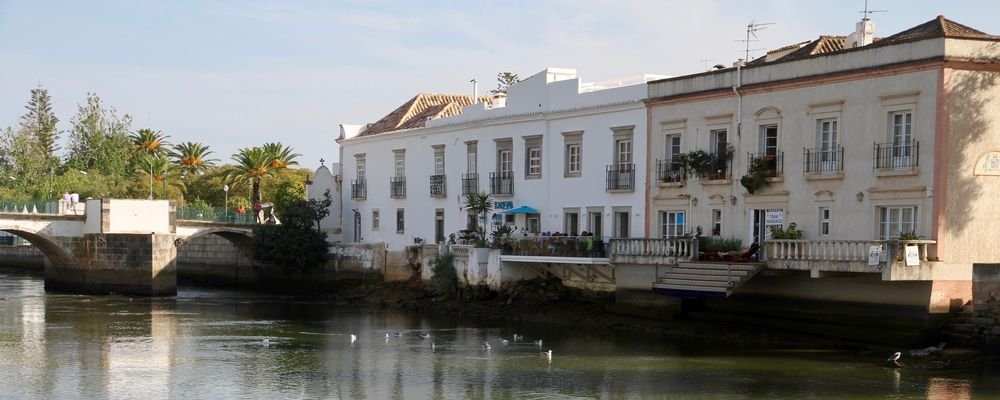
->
[652, 262, 763, 298]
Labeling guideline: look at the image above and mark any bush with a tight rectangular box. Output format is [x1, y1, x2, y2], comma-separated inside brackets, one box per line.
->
[769, 223, 802, 240]
[430, 252, 458, 298]
[252, 197, 330, 272]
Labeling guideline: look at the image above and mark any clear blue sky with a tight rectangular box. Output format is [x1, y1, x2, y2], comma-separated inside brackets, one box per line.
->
[0, 1, 995, 171]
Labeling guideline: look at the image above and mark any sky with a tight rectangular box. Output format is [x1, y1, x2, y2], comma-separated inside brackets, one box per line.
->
[0, 0, 996, 172]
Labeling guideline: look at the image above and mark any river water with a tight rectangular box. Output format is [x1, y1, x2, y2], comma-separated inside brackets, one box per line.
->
[0, 271, 997, 399]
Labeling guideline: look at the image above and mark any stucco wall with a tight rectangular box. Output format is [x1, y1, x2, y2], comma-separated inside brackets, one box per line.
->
[106, 199, 171, 234]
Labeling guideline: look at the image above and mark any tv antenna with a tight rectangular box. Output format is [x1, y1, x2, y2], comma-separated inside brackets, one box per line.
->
[736, 19, 775, 62]
[860, 0, 886, 20]
[699, 58, 716, 71]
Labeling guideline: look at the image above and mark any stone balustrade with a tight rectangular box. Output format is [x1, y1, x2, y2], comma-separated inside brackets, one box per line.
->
[609, 238, 697, 265]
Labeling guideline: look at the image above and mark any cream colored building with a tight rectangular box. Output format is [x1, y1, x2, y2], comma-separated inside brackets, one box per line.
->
[641, 16, 1000, 311]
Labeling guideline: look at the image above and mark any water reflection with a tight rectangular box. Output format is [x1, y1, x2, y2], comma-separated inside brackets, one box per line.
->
[1, 271, 999, 399]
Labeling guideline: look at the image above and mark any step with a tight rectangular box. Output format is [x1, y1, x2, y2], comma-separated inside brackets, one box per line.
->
[653, 283, 729, 293]
[677, 263, 759, 272]
[669, 268, 749, 277]
[949, 323, 979, 334]
[663, 273, 734, 282]
[657, 278, 731, 288]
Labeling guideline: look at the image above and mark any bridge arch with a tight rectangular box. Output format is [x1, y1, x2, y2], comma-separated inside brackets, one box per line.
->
[177, 227, 255, 259]
[0, 226, 77, 267]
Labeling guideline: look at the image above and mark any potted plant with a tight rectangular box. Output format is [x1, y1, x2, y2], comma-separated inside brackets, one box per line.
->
[463, 192, 493, 261]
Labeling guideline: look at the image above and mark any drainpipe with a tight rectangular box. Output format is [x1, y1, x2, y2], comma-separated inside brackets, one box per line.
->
[732, 60, 743, 138]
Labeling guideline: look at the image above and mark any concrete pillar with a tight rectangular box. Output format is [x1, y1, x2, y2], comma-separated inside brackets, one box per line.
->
[46, 233, 177, 296]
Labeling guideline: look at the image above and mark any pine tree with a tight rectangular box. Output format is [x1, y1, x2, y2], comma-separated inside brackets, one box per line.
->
[18, 86, 60, 168]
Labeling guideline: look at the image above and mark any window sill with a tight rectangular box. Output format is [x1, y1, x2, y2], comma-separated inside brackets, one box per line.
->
[564, 173, 582, 178]
[764, 176, 784, 183]
[492, 193, 514, 198]
[875, 168, 919, 177]
[657, 181, 684, 188]
[700, 178, 732, 186]
[805, 172, 844, 181]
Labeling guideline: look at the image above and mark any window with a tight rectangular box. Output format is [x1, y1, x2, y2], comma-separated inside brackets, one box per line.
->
[564, 210, 579, 236]
[466, 142, 477, 173]
[524, 136, 542, 178]
[526, 213, 540, 233]
[527, 147, 541, 176]
[711, 209, 722, 236]
[372, 209, 380, 230]
[588, 208, 603, 238]
[879, 206, 917, 240]
[356, 156, 366, 179]
[890, 111, 913, 160]
[567, 144, 581, 175]
[665, 134, 681, 163]
[433, 146, 445, 175]
[711, 129, 728, 156]
[396, 208, 405, 234]
[760, 125, 778, 156]
[616, 139, 632, 167]
[498, 149, 512, 174]
[818, 207, 830, 236]
[660, 211, 685, 239]
[393, 151, 405, 177]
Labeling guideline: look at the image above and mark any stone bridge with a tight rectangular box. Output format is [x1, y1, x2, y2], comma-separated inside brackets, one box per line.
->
[0, 198, 255, 296]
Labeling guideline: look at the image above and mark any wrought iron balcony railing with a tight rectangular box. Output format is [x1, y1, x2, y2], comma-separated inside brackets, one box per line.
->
[747, 152, 783, 178]
[429, 174, 446, 197]
[803, 147, 844, 173]
[461, 173, 478, 195]
[606, 163, 635, 192]
[350, 179, 366, 200]
[490, 172, 514, 195]
[390, 176, 406, 199]
[873, 140, 919, 170]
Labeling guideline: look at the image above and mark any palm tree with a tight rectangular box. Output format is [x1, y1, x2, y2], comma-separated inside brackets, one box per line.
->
[262, 142, 300, 169]
[462, 192, 493, 240]
[171, 141, 217, 176]
[227, 147, 275, 205]
[135, 154, 172, 199]
[130, 128, 171, 156]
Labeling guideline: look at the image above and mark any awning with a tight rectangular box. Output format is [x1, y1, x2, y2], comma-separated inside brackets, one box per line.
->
[501, 206, 539, 214]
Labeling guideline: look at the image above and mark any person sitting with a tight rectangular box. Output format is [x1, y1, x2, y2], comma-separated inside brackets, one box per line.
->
[722, 242, 761, 262]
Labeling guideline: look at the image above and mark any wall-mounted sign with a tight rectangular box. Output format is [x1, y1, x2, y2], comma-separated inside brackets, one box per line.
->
[974, 151, 1000, 176]
[904, 245, 920, 267]
[764, 210, 783, 226]
[494, 201, 513, 210]
[868, 245, 881, 266]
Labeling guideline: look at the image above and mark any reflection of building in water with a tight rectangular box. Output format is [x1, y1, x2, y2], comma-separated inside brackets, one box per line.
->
[927, 377, 971, 400]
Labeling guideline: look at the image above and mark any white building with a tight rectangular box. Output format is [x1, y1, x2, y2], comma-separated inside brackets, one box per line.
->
[337, 68, 665, 249]
[306, 160, 342, 243]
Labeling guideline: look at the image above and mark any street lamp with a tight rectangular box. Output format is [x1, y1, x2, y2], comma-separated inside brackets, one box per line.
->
[223, 184, 229, 221]
[48, 167, 53, 199]
[161, 169, 167, 199]
[148, 159, 154, 199]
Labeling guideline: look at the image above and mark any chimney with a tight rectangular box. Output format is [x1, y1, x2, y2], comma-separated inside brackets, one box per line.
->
[846, 18, 875, 48]
[491, 93, 507, 108]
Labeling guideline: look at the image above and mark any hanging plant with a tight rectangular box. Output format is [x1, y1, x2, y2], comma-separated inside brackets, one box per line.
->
[740, 159, 768, 194]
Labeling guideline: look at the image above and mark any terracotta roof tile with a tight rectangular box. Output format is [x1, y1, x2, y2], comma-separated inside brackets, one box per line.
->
[779, 36, 846, 62]
[359, 93, 489, 137]
[873, 15, 996, 48]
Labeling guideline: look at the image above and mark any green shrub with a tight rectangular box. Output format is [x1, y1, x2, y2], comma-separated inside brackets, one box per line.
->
[430, 252, 458, 298]
[769, 223, 802, 240]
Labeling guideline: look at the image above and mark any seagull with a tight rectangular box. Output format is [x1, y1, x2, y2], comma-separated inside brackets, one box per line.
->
[888, 352, 902, 367]
[350, 334, 357, 344]
[481, 342, 492, 351]
[263, 338, 270, 348]
[534, 339, 543, 347]
[431, 342, 437, 352]
[541, 349, 552, 362]
[513, 334, 524, 341]
[419, 333, 432, 339]
[385, 333, 390, 339]
[500, 339, 509, 346]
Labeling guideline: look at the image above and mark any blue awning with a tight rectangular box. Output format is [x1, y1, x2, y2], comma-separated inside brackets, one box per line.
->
[501, 206, 539, 214]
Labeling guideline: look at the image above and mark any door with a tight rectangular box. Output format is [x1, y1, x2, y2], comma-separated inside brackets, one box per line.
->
[818, 119, 838, 172]
[589, 212, 603, 238]
[434, 209, 445, 244]
[890, 111, 912, 168]
[353, 210, 362, 242]
[750, 208, 784, 246]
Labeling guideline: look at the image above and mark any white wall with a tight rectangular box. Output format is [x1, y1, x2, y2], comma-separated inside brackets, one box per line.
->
[339, 69, 653, 249]
[106, 199, 172, 234]
[307, 163, 343, 241]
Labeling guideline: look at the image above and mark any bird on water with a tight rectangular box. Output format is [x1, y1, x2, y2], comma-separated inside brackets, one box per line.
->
[888, 352, 902, 367]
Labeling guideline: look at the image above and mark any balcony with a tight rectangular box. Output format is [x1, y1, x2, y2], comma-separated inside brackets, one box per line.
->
[498, 235, 610, 264]
[700, 152, 733, 181]
[803, 147, 844, 174]
[606, 163, 635, 192]
[874, 140, 919, 170]
[655, 159, 684, 184]
[461, 173, 478, 195]
[609, 238, 698, 265]
[747, 152, 783, 178]
[350, 179, 366, 200]
[429, 174, 446, 197]
[490, 172, 513, 196]
[390, 176, 406, 199]
[764, 239, 939, 280]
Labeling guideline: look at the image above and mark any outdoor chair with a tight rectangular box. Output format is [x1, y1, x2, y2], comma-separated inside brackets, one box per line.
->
[722, 242, 760, 262]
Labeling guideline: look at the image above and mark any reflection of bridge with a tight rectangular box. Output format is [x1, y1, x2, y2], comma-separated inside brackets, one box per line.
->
[0, 198, 255, 296]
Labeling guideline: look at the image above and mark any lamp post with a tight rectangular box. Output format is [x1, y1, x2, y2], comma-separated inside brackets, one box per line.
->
[48, 167, 53, 199]
[223, 184, 229, 221]
[148, 159, 154, 199]
[161, 169, 167, 199]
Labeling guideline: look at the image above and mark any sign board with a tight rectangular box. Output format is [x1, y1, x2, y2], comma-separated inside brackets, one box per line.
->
[494, 201, 513, 210]
[904, 245, 920, 267]
[868, 245, 881, 266]
[974, 151, 1000, 176]
[764, 211, 783, 226]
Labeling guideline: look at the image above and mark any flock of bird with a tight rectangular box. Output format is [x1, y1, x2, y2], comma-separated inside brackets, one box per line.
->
[261, 331, 553, 362]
